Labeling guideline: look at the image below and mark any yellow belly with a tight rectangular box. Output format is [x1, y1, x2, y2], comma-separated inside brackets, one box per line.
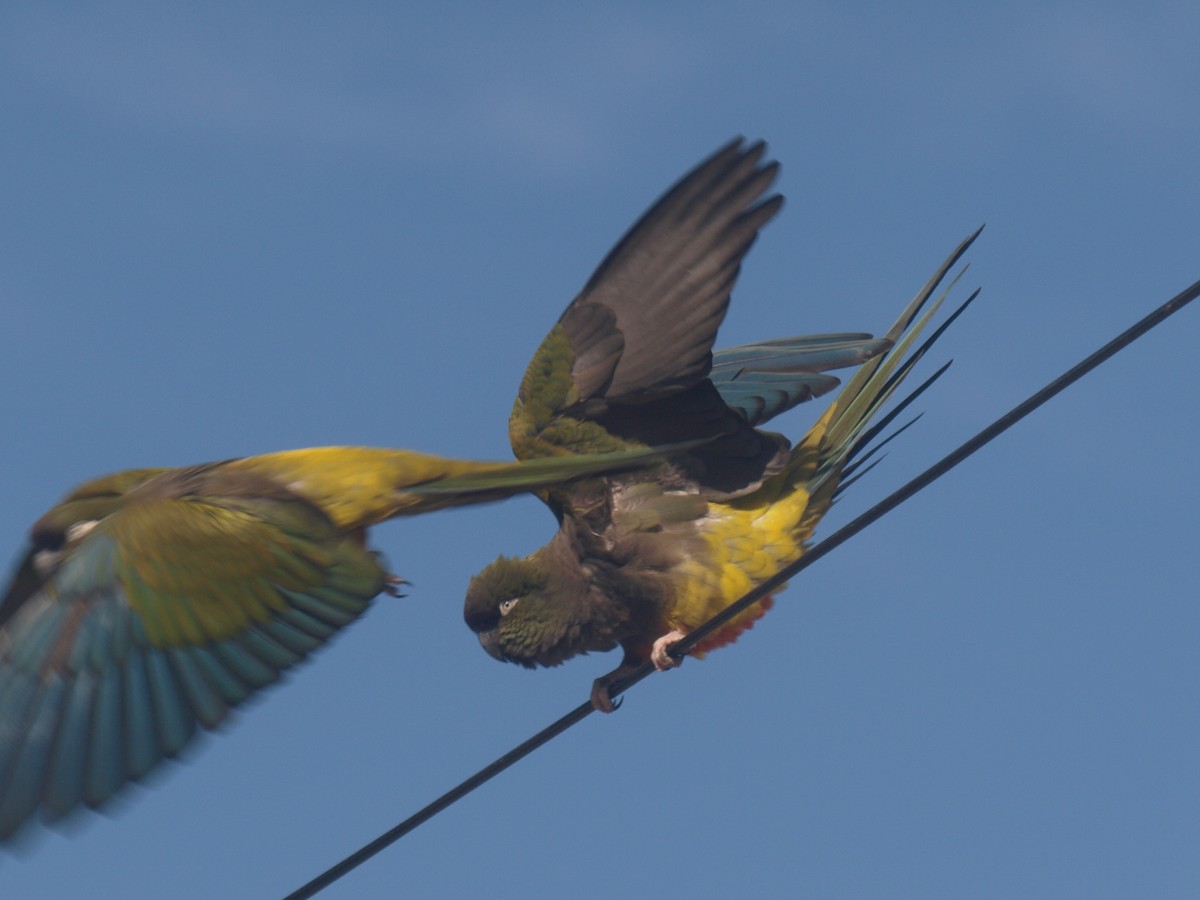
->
[667, 409, 833, 653]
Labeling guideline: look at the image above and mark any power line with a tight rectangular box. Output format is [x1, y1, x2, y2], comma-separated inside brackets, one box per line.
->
[283, 274, 1200, 900]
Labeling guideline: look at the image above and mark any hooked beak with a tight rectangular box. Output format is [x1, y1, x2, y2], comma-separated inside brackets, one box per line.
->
[476, 629, 507, 662]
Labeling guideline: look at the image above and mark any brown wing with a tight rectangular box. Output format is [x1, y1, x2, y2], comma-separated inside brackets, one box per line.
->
[559, 137, 782, 407]
[510, 138, 783, 466]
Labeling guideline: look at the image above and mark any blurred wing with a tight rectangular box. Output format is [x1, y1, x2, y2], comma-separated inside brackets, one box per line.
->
[510, 138, 782, 459]
[0, 491, 387, 840]
[710, 333, 892, 426]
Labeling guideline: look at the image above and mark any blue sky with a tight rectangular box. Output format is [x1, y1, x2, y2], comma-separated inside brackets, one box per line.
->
[2, 3, 1198, 897]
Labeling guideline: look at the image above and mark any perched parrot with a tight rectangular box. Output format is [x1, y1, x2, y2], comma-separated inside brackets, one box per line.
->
[463, 138, 979, 710]
[0, 424, 682, 840]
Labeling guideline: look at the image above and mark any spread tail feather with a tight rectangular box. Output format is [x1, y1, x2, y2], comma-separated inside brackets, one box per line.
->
[812, 226, 984, 498]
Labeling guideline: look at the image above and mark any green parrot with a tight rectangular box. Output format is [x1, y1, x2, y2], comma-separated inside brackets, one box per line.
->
[0, 415, 686, 840]
[463, 138, 979, 710]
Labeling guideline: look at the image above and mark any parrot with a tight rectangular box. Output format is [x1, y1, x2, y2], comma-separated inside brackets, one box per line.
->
[0, 405, 689, 840]
[462, 137, 980, 711]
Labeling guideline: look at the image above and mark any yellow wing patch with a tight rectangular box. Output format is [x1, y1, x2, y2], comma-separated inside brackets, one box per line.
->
[111, 497, 339, 647]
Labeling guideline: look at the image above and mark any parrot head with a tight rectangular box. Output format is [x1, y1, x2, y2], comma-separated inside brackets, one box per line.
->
[464, 556, 556, 667]
[464, 553, 622, 669]
[28, 470, 158, 551]
[0, 468, 168, 627]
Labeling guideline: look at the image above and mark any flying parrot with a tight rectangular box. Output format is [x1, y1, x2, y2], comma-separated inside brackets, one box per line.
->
[0, 424, 682, 840]
[463, 138, 979, 711]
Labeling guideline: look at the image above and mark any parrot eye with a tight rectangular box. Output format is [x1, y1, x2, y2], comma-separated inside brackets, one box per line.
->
[499, 598, 519, 616]
[31, 530, 65, 552]
[30, 520, 99, 576]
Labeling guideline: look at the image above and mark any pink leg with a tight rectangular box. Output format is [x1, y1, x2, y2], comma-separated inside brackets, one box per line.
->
[650, 630, 687, 671]
[591, 632, 690, 712]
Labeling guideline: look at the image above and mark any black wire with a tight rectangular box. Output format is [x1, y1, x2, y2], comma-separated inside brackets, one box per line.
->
[281, 700, 598, 900]
[642, 273, 1200, 679]
[282, 275, 1200, 900]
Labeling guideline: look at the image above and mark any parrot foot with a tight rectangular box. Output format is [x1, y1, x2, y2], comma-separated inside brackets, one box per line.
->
[384, 574, 410, 598]
[590, 666, 634, 714]
[650, 630, 687, 671]
[590, 632, 688, 712]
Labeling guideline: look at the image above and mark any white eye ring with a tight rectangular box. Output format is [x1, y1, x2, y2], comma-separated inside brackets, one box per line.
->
[499, 598, 519, 616]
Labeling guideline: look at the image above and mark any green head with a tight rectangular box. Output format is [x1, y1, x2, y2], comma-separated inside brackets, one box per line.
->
[31, 468, 164, 563]
[0, 468, 168, 627]
[464, 554, 612, 668]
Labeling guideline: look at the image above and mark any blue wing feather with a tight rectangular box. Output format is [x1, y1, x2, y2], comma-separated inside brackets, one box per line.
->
[88, 665, 123, 806]
[0, 493, 388, 841]
[710, 333, 891, 425]
[123, 648, 160, 779]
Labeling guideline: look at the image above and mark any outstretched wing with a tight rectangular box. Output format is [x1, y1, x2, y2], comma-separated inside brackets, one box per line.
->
[510, 138, 783, 460]
[0, 485, 387, 841]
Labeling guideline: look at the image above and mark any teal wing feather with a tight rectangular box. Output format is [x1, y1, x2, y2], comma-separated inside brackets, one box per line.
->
[710, 333, 892, 426]
[0, 489, 387, 841]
